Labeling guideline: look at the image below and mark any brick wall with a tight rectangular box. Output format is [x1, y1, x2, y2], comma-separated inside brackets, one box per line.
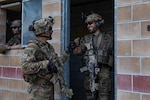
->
[0, 0, 150, 100]
[0, 50, 28, 100]
[0, 0, 62, 100]
[42, 0, 62, 100]
[116, 0, 150, 100]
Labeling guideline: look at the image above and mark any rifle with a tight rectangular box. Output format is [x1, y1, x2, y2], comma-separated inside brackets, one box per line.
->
[49, 53, 73, 98]
[80, 43, 100, 98]
[74, 38, 100, 97]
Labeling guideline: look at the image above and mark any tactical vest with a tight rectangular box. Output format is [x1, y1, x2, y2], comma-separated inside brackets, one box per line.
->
[82, 32, 113, 65]
[22, 39, 55, 84]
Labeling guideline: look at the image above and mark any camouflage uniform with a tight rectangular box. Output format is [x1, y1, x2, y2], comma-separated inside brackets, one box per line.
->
[73, 13, 114, 100]
[8, 19, 21, 46]
[21, 17, 73, 100]
[7, 35, 21, 46]
[0, 19, 21, 54]
[21, 39, 70, 100]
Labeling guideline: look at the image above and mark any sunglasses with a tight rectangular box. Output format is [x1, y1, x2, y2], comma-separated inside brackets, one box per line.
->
[11, 27, 18, 29]
[86, 21, 93, 25]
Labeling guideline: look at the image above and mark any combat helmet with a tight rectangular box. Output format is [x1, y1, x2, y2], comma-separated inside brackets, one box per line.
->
[85, 13, 105, 26]
[32, 16, 55, 36]
[10, 19, 21, 27]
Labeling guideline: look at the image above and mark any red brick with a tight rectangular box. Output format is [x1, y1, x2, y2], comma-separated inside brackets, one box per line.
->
[117, 74, 131, 90]
[17, 68, 23, 79]
[3, 67, 16, 78]
[0, 67, 2, 76]
[133, 75, 150, 93]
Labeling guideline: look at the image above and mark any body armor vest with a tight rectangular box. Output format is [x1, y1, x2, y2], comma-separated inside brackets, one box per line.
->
[83, 32, 113, 65]
[22, 39, 54, 84]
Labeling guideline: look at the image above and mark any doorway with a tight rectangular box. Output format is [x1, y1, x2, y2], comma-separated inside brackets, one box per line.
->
[70, 0, 114, 100]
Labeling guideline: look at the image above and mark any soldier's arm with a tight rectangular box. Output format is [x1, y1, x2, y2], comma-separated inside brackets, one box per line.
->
[73, 37, 87, 55]
[21, 43, 48, 74]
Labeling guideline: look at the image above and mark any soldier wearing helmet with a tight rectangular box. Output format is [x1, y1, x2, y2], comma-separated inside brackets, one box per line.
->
[0, 19, 22, 54]
[21, 16, 76, 100]
[73, 13, 114, 100]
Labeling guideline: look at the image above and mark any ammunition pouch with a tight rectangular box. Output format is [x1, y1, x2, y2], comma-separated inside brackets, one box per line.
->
[85, 49, 109, 64]
[23, 74, 38, 84]
[99, 78, 111, 93]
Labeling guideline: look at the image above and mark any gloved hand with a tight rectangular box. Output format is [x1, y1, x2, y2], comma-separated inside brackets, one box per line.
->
[0, 45, 7, 54]
[66, 41, 76, 54]
[47, 60, 58, 73]
[61, 87, 73, 98]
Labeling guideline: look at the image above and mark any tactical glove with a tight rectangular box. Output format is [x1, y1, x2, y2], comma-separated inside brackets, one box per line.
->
[61, 87, 73, 98]
[0, 45, 7, 54]
[47, 60, 58, 73]
[66, 41, 76, 54]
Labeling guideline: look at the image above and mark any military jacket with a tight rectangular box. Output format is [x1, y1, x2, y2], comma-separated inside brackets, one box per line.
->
[7, 35, 21, 46]
[21, 39, 69, 84]
[79, 32, 113, 65]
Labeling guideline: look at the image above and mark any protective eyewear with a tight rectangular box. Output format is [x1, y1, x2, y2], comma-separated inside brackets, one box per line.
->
[86, 21, 93, 25]
[11, 27, 18, 29]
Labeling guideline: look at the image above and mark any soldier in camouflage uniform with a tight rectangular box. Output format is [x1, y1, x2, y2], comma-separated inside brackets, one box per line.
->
[73, 13, 114, 100]
[0, 19, 22, 54]
[21, 16, 75, 100]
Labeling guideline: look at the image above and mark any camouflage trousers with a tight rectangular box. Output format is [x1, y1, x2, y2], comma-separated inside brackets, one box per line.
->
[27, 83, 54, 100]
[84, 65, 112, 100]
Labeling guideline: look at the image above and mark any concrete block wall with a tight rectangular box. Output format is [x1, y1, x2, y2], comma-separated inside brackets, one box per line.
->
[0, 0, 150, 100]
[0, 0, 62, 100]
[0, 50, 28, 100]
[42, 0, 62, 100]
[116, 0, 150, 100]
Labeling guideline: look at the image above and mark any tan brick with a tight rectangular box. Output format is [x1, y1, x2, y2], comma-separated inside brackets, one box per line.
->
[23, 81, 29, 91]
[53, 16, 62, 28]
[1, 78, 8, 89]
[51, 43, 61, 55]
[16, 92, 28, 100]
[50, 29, 61, 43]
[117, 22, 140, 39]
[117, 40, 131, 56]
[42, 3, 61, 17]
[0, 56, 9, 66]
[133, 3, 150, 21]
[2, 90, 15, 100]
[117, 0, 142, 5]
[142, 58, 150, 74]
[141, 21, 150, 38]
[42, 0, 61, 4]
[117, 91, 140, 100]
[143, 94, 150, 100]
[0, 35, 5, 44]
[0, 14, 6, 25]
[117, 57, 140, 74]
[0, 25, 6, 35]
[10, 56, 21, 66]
[7, 49, 24, 56]
[133, 40, 150, 56]
[117, 6, 131, 22]
[9, 79, 23, 91]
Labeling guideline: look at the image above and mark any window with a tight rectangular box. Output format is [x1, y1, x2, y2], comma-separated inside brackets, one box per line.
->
[0, 0, 21, 44]
[0, 0, 42, 48]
